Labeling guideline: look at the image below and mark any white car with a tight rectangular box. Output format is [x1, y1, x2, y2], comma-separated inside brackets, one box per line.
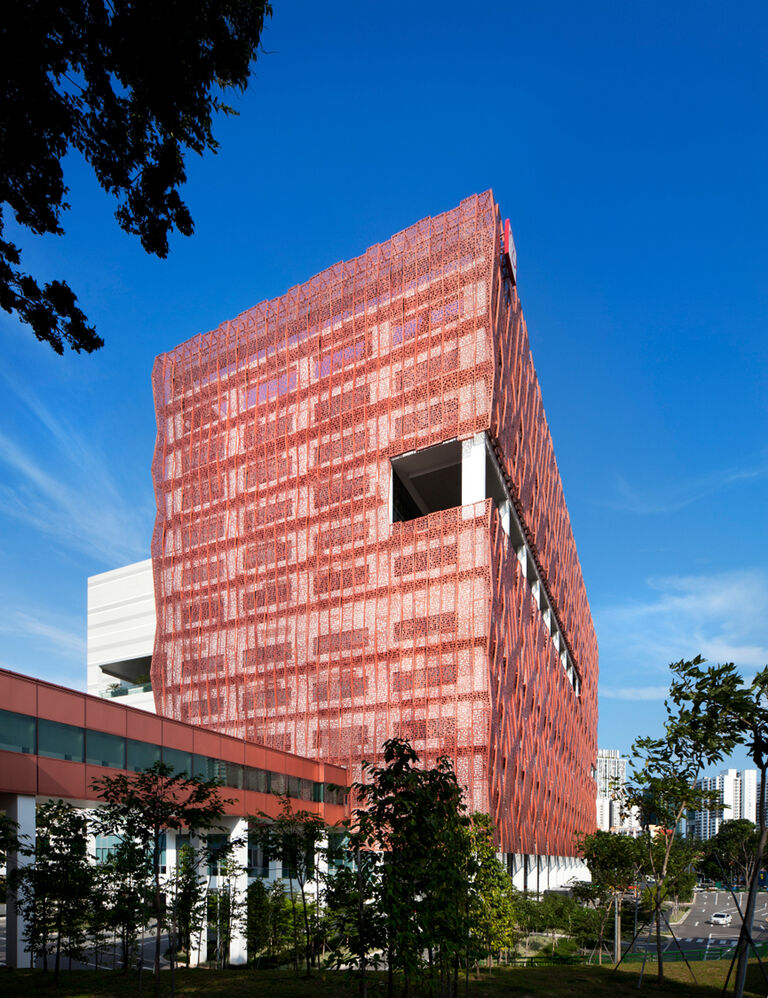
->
[710, 912, 732, 926]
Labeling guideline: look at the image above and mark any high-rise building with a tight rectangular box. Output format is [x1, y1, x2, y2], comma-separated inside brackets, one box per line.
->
[596, 748, 626, 798]
[689, 768, 758, 840]
[595, 748, 640, 835]
[141, 192, 597, 876]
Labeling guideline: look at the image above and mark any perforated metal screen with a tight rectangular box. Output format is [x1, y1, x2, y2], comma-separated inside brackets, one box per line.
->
[151, 191, 597, 854]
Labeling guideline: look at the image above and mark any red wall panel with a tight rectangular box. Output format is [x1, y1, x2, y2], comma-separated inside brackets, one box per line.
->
[85, 697, 128, 736]
[37, 686, 85, 726]
[0, 749, 37, 796]
[150, 192, 598, 854]
[36, 757, 86, 800]
[2, 673, 37, 716]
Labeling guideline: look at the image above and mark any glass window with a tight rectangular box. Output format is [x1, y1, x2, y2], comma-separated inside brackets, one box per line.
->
[244, 767, 270, 794]
[194, 755, 225, 782]
[247, 829, 269, 877]
[206, 833, 229, 876]
[282, 842, 314, 881]
[328, 830, 349, 870]
[86, 729, 125, 769]
[163, 746, 192, 776]
[271, 772, 286, 796]
[94, 833, 121, 863]
[285, 775, 300, 799]
[0, 709, 36, 754]
[126, 738, 161, 772]
[224, 761, 243, 788]
[38, 718, 84, 762]
[312, 782, 324, 804]
[325, 784, 346, 806]
[159, 831, 167, 873]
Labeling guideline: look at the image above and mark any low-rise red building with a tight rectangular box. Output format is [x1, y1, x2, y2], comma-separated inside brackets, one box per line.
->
[0, 667, 348, 966]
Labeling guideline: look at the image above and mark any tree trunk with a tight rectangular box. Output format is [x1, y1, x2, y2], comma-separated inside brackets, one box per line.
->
[289, 884, 299, 973]
[154, 837, 162, 995]
[299, 882, 312, 977]
[734, 823, 768, 998]
[655, 903, 664, 983]
[356, 844, 368, 998]
[54, 902, 62, 986]
[170, 904, 177, 998]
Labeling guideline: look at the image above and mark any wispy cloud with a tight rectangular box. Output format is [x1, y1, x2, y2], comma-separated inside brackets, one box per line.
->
[608, 461, 768, 515]
[16, 611, 85, 659]
[0, 609, 86, 662]
[595, 569, 768, 686]
[600, 685, 669, 701]
[0, 376, 153, 566]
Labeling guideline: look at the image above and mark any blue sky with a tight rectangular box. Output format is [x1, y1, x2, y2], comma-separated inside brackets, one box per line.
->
[1, 1, 766, 771]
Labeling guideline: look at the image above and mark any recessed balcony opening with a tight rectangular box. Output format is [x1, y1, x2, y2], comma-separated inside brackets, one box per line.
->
[391, 440, 462, 523]
[100, 655, 152, 687]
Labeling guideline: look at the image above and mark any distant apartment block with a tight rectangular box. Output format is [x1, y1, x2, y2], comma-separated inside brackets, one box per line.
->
[689, 768, 758, 840]
[595, 748, 641, 836]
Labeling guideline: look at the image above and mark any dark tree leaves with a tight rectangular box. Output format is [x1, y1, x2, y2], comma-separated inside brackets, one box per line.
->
[0, 0, 272, 353]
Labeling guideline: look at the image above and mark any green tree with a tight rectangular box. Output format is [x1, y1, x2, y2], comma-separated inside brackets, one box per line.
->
[205, 841, 246, 970]
[510, 892, 538, 957]
[250, 879, 294, 965]
[537, 892, 581, 957]
[251, 795, 325, 976]
[700, 819, 760, 887]
[624, 655, 748, 983]
[654, 657, 768, 998]
[13, 800, 93, 984]
[85, 863, 114, 971]
[575, 830, 643, 963]
[246, 878, 271, 964]
[99, 832, 152, 971]
[1, 0, 272, 353]
[466, 813, 516, 972]
[351, 738, 472, 998]
[726, 666, 768, 998]
[324, 826, 385, 997]
[0, 812, 20, 865]
[92, 761, 228, 995]
[166, 841, 207, 968]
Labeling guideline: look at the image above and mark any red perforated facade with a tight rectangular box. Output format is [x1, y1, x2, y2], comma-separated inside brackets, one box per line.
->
[150, 192, 597, 855]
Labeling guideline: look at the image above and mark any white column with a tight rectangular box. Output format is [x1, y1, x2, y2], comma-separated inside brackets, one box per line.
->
[165, 829, 177, 875]
[5, 794, 36, 968]
[517, 546, 528, 579]
[228, 819, 249, 966]
[499, 499, 511, 536]
[164, 830, 177, 961]
[461, 433, 486, 507]
[509, 853, 525, 891]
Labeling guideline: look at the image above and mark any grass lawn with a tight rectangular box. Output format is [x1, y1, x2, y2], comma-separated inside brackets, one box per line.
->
[1, 962, 767, 997]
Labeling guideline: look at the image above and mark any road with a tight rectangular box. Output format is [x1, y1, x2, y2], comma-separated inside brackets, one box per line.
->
[0, 916, 172, 970]
[628, 889, 768, 958]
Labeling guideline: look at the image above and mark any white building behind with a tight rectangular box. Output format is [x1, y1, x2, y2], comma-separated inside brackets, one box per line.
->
[596, 748, 641, 836]
[690, 768, 758, 840]
[87, 559, 156, 713]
